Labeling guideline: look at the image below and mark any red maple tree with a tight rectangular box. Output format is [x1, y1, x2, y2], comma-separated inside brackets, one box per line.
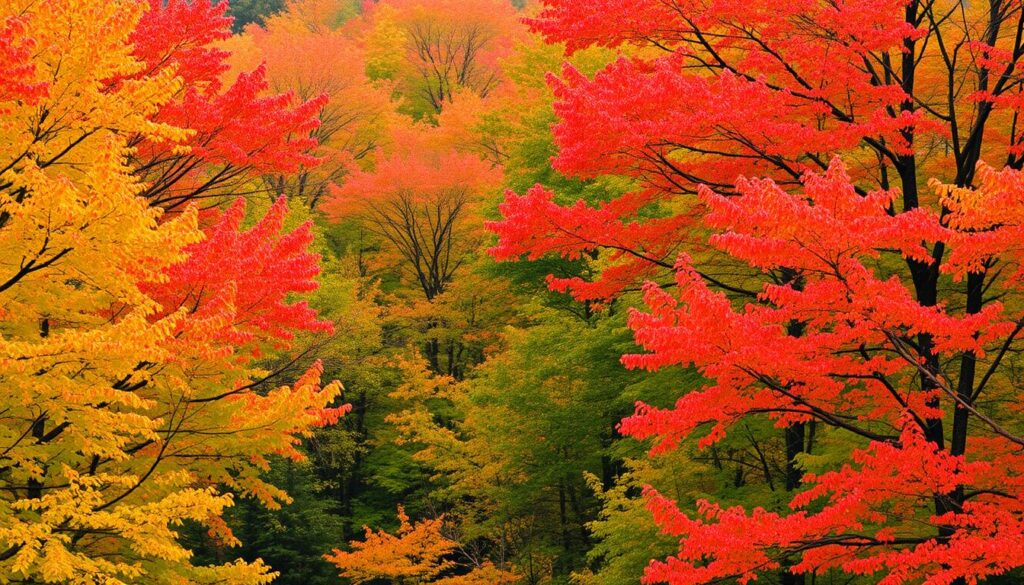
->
[125, 0, 326, 210]
[490, 1, 1024, 583]
[124, 0, 334, 356]
[143, 197, 332, 356]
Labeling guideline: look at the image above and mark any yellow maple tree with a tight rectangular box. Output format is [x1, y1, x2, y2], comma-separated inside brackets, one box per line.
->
[0, 1, 342, 583]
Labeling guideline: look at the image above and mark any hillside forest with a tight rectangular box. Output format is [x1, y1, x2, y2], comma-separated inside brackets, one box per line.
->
[5, 1, 1024, 584]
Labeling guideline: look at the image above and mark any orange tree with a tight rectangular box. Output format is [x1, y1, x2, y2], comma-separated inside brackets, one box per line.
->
[326, 505, 517, 585]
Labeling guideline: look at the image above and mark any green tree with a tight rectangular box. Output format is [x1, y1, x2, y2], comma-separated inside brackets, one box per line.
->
[224, 0, 286, 32]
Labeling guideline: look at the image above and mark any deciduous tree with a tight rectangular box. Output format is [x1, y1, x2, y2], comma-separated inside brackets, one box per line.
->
[223, 4, 395, 208]
[361, 0, 517, 116]
[490, 1, 1024, 583]
[325, 117, 501, 373]
[0, 1, 343, 582]
[127, 0, 326, 210]
[326, 505, 517, 585]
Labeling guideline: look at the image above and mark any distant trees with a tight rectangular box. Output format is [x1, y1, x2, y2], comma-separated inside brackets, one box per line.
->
[362, 0, 516, 116]
[222, 8, 393, 207]
[223, 0, 286, 32]
[326, 134, 499, 301]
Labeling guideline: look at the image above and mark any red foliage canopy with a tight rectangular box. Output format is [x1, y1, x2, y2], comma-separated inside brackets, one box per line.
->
[144, 197, 332, 358]
[490, 1, 1024, 583]
[0, 16, 46, 106]
[126, 0, 327, 208]
[619, 161, 1024, 584]
[125, 0, 335, 360]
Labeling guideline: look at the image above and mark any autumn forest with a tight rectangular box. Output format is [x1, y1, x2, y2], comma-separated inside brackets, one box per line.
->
[8, 0, 1024, 584]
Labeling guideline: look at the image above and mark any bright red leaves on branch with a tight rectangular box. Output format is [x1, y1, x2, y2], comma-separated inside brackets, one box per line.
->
[530, 0, 928, 184]
[526, 160, 1024, 584]
[127, 0, 326, 208]
[144, 197, 332, 355]
[491, 0, 1024, 583]
[491, 0, 1024, 298]
[489, 185, 694, 301]
[0, 16, 46, 106]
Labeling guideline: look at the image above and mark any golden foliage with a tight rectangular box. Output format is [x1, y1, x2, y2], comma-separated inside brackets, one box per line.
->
[326, 505, 518, 585]
[0, 1, 343, 582]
